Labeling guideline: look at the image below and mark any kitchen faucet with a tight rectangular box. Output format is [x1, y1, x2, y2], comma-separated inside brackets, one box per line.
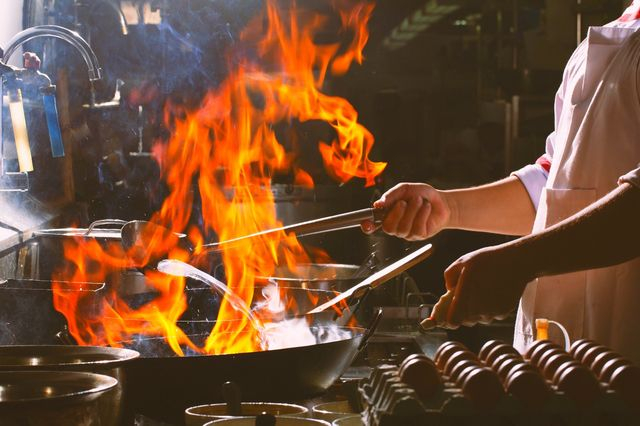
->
[0, 25, 102, 190]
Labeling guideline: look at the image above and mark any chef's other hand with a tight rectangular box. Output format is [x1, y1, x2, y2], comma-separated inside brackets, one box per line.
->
[438, 244, 531, 328]
[361, 183, 451, 241]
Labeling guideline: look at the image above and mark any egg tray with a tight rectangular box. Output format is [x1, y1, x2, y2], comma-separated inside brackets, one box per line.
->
[357, 364, 638, 426]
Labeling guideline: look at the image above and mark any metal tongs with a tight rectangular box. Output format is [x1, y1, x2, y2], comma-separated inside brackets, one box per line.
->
[34, 207, 386, 259]
[193, 206, 386, 253]
[307, 243, 433, 314]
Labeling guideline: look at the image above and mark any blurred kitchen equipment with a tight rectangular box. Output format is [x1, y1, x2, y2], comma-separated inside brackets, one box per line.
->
[0, 279, 106, 345]
[185, 401, 309, 426]
[206, 417, 330, 425]
[331, 416, 363, 426]
[307, 244, 433, 314]
[312, 401, 356, 422]
[0, 370, 118, 426]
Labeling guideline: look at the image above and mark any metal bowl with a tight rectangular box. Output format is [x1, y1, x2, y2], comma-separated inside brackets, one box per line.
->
[0, 345, 139, 370]
[186, 402, 309, 426]
[0, 345, 139, 425]
[205, 418, 330, 426]
[0, 370, 118, 425]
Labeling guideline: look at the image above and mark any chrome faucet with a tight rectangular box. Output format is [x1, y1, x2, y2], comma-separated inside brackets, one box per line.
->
[2, 25, 102, 106]
[2, 25, 102, 81]
[0, 25, 102, 190]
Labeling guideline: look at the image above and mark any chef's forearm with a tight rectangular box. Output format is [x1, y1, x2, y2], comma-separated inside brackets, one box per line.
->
[508, 183, 640, 280]
[444, 176, 536, 236]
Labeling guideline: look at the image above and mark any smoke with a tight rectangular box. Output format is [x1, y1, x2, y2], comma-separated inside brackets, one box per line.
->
[261, 318, 352, 351]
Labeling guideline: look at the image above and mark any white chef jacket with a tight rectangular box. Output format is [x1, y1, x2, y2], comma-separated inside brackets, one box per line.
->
[511, 19, 640, 363]
[514, 19, 640, 203]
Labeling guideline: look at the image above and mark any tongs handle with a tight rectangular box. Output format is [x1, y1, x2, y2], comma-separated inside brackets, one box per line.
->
[306, 243, 434, 314]
[200, 207, 385, 253]
[84, 219, 127, 236]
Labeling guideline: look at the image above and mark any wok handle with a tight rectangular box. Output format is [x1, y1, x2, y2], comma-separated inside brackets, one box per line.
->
[200, 207, 385, 253]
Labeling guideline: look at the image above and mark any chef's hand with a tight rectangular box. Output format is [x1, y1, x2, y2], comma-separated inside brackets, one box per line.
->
[361, 183, 451, 241]
[422, 244, 531, 329]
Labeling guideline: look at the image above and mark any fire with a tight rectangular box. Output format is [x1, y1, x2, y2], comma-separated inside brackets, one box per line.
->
[52, 0, 385, 355]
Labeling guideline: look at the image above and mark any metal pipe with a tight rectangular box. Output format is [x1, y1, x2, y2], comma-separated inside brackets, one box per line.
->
[2, 25, 102, 81]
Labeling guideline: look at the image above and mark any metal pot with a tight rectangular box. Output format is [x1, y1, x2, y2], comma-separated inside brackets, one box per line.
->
[0, 370, 119, 426]
[0, 345, 139, 425]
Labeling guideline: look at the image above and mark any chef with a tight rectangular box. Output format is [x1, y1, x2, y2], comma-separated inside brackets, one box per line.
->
[363, 2, 640, 363]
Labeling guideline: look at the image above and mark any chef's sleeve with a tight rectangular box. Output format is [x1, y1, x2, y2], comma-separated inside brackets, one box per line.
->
[511, 132, 554, 210]
[618, 165, 640, 188]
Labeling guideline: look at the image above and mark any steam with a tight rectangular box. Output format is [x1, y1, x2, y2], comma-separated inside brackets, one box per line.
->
[261, 318, 352, 351]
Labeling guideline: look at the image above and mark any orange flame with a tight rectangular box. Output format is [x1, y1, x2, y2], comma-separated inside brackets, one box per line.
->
[53, 0, 384, 356]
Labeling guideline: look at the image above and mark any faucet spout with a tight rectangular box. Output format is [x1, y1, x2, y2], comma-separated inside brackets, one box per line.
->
[1, 25, 102, 81]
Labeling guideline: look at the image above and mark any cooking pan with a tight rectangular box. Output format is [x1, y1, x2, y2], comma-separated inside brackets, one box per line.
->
[0, 345, 140, 425]
[0, 370, 119, 426]
[122, 312, 381, 424]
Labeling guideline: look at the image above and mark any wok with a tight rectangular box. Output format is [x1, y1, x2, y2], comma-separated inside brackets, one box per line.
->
[122, 313, 380, 424]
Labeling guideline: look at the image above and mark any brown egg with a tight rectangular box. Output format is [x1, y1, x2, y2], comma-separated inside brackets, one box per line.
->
[599, 357, 632, 383]
[462, 367, 505, 409]
[581, 345, 608, 367]
[456, 364, 483, 387]
[434, 341, 465, 365]
[608, 365, 640, 407]
[528, 341, 562, 366]
[485, 344, 520, 367]
[552, 360, 582, 385]
[590, 351, 621, 377]
[525, 340, 557, 360]
[568, 339, 595, 357]
[542, 353, 575, 381]
[400, 353, 434, 371]
[490, 353, 522, 371]
[506, 369, 551, 408]
[505, 363, 540, 385]
[497, 358, 526, 382]
[443, 350, 478, 377]
[556, 364, 601, 407]
[478, 340, 505, 361]
[399, 356, 443, 402]
[436, 345, 467, 371]
[536, 348, 565, 369]
[572, 341, 599, 362]
[449, 359, 482, 385]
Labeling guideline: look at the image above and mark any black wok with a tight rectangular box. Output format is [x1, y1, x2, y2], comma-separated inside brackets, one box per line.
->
[122, 313, 380, 424]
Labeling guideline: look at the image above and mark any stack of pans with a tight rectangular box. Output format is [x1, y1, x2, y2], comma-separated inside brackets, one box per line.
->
[0, 345, 139, 425]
